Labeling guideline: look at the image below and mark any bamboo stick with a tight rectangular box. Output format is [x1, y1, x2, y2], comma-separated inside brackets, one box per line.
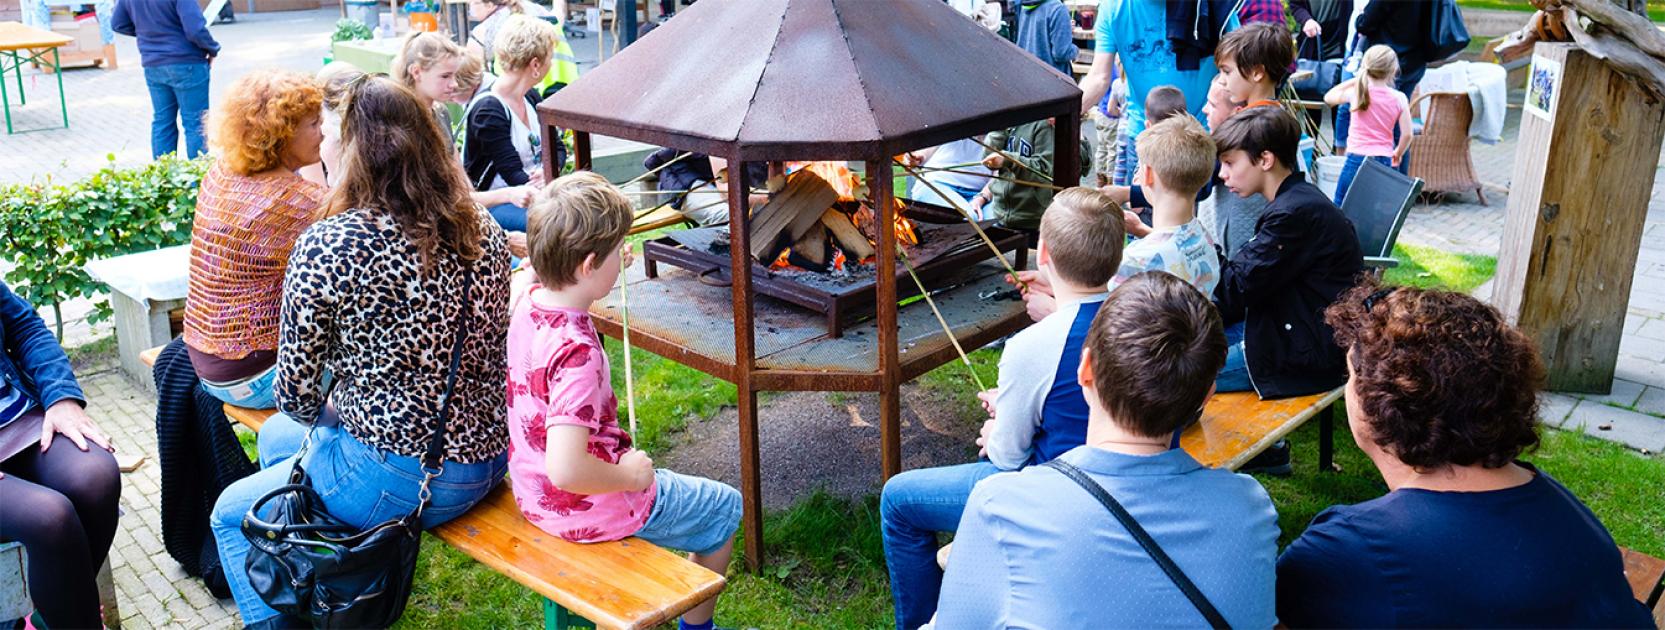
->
[970, 135, 1055, 182]
[898, 247, 986, 391]
[896, 160, 1028, 292]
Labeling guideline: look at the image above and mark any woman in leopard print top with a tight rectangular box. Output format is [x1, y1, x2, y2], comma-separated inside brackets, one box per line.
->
[210, 76, 512, 629]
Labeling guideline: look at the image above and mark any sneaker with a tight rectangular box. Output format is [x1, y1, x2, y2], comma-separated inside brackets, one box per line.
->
[1239, 440, 1292, 477]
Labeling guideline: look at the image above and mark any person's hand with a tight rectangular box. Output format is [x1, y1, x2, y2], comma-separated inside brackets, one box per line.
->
[1123, 209, 1150, 238]
[507, 231, 529, 259]
[510, 185, 537, 207]
[1302, 19, 1322, 39]
[41, 400, 112, 453]
[981, 153, 1006, 170]
[618, 449, 655, 491]
[1100, 184, 1130, 205]
[975, 388, 999, 418]
[969, 194, 988, 214]
[901, 152, 925, 167]
[1011, 269, 1052, 297]
[1024, 290, 1057, 322]
[975, 418, 995, 457]
[1392, 152, 1405, 168]
[526, 170, 547, 188]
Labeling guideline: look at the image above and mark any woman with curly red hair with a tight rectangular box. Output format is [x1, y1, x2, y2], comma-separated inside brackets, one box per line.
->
[184, 70, 328, 409]
[1276, 279, 1653, 627]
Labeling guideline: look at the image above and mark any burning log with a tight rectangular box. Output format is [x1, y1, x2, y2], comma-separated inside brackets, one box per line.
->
[749, 170, 840, 261]
[821, 209, 875, 260]
[793, 225, 829, 266]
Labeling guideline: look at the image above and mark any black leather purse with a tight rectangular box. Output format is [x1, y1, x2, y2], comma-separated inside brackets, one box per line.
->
[240, 274, 474, 629]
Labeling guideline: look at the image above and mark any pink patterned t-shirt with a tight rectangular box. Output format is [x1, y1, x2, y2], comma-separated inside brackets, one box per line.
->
[504, 287, 655, 543]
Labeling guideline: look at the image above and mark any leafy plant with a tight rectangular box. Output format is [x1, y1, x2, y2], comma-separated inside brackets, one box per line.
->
[331, 18, 374, 43]
[0, 154, 208, 337]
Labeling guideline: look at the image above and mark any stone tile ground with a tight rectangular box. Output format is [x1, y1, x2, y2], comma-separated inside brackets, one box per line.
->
[3, 12, 1665, 627]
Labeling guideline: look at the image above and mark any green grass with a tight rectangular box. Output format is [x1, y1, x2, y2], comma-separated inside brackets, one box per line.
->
[393, 244, 1664, 628]
[1456, 0, 1665, 21]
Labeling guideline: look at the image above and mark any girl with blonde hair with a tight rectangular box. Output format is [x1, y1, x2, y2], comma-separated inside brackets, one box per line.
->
[1324, 45, 1412, 206]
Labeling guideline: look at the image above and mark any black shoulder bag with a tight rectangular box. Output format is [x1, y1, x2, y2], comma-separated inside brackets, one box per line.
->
[241, 274, 476, 629]
[1044, 459, 1232, 630]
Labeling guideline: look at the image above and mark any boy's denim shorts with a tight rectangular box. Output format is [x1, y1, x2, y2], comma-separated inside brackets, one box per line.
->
[634, 469, 742, 556]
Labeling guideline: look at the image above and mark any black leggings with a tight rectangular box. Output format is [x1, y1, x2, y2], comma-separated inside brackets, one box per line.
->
[0, 435, 121, 629]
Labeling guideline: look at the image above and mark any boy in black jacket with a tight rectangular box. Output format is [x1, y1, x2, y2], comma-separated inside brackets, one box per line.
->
[1211, 106, 1362, 400]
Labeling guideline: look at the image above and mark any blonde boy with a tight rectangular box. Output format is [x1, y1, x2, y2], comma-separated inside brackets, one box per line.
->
[504, 172, 738, 630]
[1117, 114, 1221, 296]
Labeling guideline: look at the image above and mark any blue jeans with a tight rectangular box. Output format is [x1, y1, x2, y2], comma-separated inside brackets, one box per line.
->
[879, 460, 1001, 630]
[1332, 154, 1395, 207]
[143, 62, 210, 159]
[1216, 321, 1252, 393]
[199, 367, 278, 409]
[488, 202, 528, 233]
[209, 412, 507, 625]
[634, 469, 741, 556]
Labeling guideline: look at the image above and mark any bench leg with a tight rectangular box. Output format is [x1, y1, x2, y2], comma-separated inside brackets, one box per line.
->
[544, 597, 596, 630]
[1319, 401, 1337, 473]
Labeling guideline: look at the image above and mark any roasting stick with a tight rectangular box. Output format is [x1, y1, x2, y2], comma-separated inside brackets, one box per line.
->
[618, 244, 639, 436]
[970, 135, 1055, 182]
[910, 165, 1068, 191]
[619, 151, 692, 189]
[897, 247, 987, 391]
[896, 161, 1029, 293]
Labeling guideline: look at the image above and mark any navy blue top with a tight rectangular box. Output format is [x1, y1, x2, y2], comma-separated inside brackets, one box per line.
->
[1277, 463, 1654, 628]
[111, 0, 220, 68]
[1027, 299, 1101, 466]
[1, 282, 84, 431]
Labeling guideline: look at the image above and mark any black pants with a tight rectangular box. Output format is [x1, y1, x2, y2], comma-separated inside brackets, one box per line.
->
[0, 433, 121, 629]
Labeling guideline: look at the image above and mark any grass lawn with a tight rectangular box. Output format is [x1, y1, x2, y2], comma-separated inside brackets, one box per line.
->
[394, 244, 1664, 628]
[1456, 0, 1665, 21]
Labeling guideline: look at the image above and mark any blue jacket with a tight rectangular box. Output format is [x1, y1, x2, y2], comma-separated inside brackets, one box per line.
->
[1, 282, 85, 429]
[1014, 0, 1076, 76]
[111, 0, 220, 67]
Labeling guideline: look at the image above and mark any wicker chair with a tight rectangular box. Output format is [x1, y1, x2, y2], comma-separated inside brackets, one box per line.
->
[1408, 91, 1488, 205]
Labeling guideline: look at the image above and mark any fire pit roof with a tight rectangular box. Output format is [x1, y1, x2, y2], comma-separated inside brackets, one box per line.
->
[540, 0, 1082, 161]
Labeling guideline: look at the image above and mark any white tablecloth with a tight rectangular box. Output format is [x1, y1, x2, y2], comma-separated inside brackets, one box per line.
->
[85, 245, 190, 304]
[1418, 61, 1509, 145]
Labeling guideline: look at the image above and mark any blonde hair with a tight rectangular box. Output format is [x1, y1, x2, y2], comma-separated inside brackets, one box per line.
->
[493, 14, 558, 73]
[317, 62, 365, 113]
[527, 171, 634, 288]
[1040, 187, 1126, 288]
[454, 53, 485, 97]
[1136, 114, 1216, 196]
[393, 31, 464, 90]
[1355, 45, 1400, 113]
[208, 70, 323, 175]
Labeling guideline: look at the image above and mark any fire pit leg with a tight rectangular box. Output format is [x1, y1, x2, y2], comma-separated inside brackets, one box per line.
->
[727, 158, 767, 571]
[869, 160, 903, 481]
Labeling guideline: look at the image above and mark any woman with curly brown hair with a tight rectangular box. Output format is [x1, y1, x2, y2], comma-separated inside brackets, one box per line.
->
[185, 70, 328, 409]
[1276, 279, 1653, 628]
[207, 75, 511, 629]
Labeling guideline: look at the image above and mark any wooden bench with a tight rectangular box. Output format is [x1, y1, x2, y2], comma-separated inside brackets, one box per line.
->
[139, 347, 723, 629]
[1622, 547, 1665, 626]
[1184, 389, 1343, 472]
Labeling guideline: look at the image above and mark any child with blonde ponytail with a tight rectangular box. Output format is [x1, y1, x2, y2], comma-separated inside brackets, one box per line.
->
[1324, 45, 1413, 206]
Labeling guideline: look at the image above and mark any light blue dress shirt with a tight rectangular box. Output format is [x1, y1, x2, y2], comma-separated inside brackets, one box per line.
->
[933, 445, 1279, 629]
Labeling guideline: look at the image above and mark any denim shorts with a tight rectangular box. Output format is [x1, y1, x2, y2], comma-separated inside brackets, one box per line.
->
[199, 365, 278, 409]
[633, 469, 741, 556]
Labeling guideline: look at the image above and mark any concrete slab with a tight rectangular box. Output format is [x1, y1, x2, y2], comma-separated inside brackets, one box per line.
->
[1561, 400, 1665, 453]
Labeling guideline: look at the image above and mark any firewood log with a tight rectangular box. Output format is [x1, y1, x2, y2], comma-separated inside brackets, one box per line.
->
[794, 227, 828, 266]
[821, 209, 876, 260]
[748, 171, 839, 261]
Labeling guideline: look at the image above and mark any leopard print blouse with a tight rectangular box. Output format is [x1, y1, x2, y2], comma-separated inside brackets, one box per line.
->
[276, 207, 511, 463]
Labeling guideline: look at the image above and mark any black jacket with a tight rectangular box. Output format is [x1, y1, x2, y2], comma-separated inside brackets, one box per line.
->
[1214, 176, 1362, 400]
[1355, 0, 1435, 86]
[154, 337, 254, 596]
[464, 88, 557, 192]
[1289, 0, 1353, 61]
[1166, 0, 1243, 71]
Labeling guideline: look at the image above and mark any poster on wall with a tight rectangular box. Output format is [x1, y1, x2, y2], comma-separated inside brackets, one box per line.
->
[1525, 54, 1562, 121]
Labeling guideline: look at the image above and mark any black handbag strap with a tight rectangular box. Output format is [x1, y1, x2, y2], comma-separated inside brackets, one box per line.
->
[1044, 459, 1231, 630]
[422, 270, 477, 473]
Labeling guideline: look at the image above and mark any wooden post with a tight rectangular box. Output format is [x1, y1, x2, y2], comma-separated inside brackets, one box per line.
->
[727, 157, 765, 572]
[869, 159, 902, 481]
[1492, 43, 1665, 393]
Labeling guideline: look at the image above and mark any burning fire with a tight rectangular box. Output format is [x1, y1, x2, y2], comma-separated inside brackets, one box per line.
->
[769, 162, 918, 272]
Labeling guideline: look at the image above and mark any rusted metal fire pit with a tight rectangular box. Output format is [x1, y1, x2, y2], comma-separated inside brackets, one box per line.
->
[538, 0, 1081, 568]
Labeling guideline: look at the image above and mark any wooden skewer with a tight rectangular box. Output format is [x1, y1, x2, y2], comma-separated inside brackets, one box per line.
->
[912, 166, 1067, 191]
[619, 244, 638, 437]
[896, 161, 1028, 292]
[619, 151, 692, 189]
[970, 135, 1056, 182]
[897, 246, 987, 391]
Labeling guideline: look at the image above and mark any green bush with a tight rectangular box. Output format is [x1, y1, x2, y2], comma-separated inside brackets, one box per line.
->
[0, 154, 208, 336]
[332, 18, 374, 43]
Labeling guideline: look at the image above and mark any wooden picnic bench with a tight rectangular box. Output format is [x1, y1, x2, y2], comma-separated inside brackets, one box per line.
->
[140, 347, 722, 629]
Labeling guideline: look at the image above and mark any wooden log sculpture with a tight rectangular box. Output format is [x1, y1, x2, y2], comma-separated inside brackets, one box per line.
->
[1496, 0, 1665, 101]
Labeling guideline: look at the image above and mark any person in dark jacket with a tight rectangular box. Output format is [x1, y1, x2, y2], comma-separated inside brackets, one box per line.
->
[1210, 106, 1362, 400]
[112, 0, 221, 159]
[0, 281, 121, 629]
[1289, 0, 1353, 62]
[1014, 0, 1075, 76]
[1355, 0, 1436, 94]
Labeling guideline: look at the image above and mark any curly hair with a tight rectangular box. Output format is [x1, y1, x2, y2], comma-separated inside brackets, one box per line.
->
[1325, 278, 1544, 470]
[208, 70, 324, 175]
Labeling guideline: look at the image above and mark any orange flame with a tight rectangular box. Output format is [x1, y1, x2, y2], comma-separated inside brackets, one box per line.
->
[766, 162, 919, 272]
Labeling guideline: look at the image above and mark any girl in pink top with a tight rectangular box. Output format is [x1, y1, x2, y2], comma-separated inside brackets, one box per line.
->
[1325, 45, 1414, 206]
[504, 172, 738, 630]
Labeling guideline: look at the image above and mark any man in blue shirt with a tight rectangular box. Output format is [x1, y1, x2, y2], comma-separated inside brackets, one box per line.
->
[929, 271, 1278, 629]
[112, 0, 220, 159]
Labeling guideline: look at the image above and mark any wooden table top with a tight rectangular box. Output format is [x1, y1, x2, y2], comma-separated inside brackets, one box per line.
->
[0, 22, 74, 52]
